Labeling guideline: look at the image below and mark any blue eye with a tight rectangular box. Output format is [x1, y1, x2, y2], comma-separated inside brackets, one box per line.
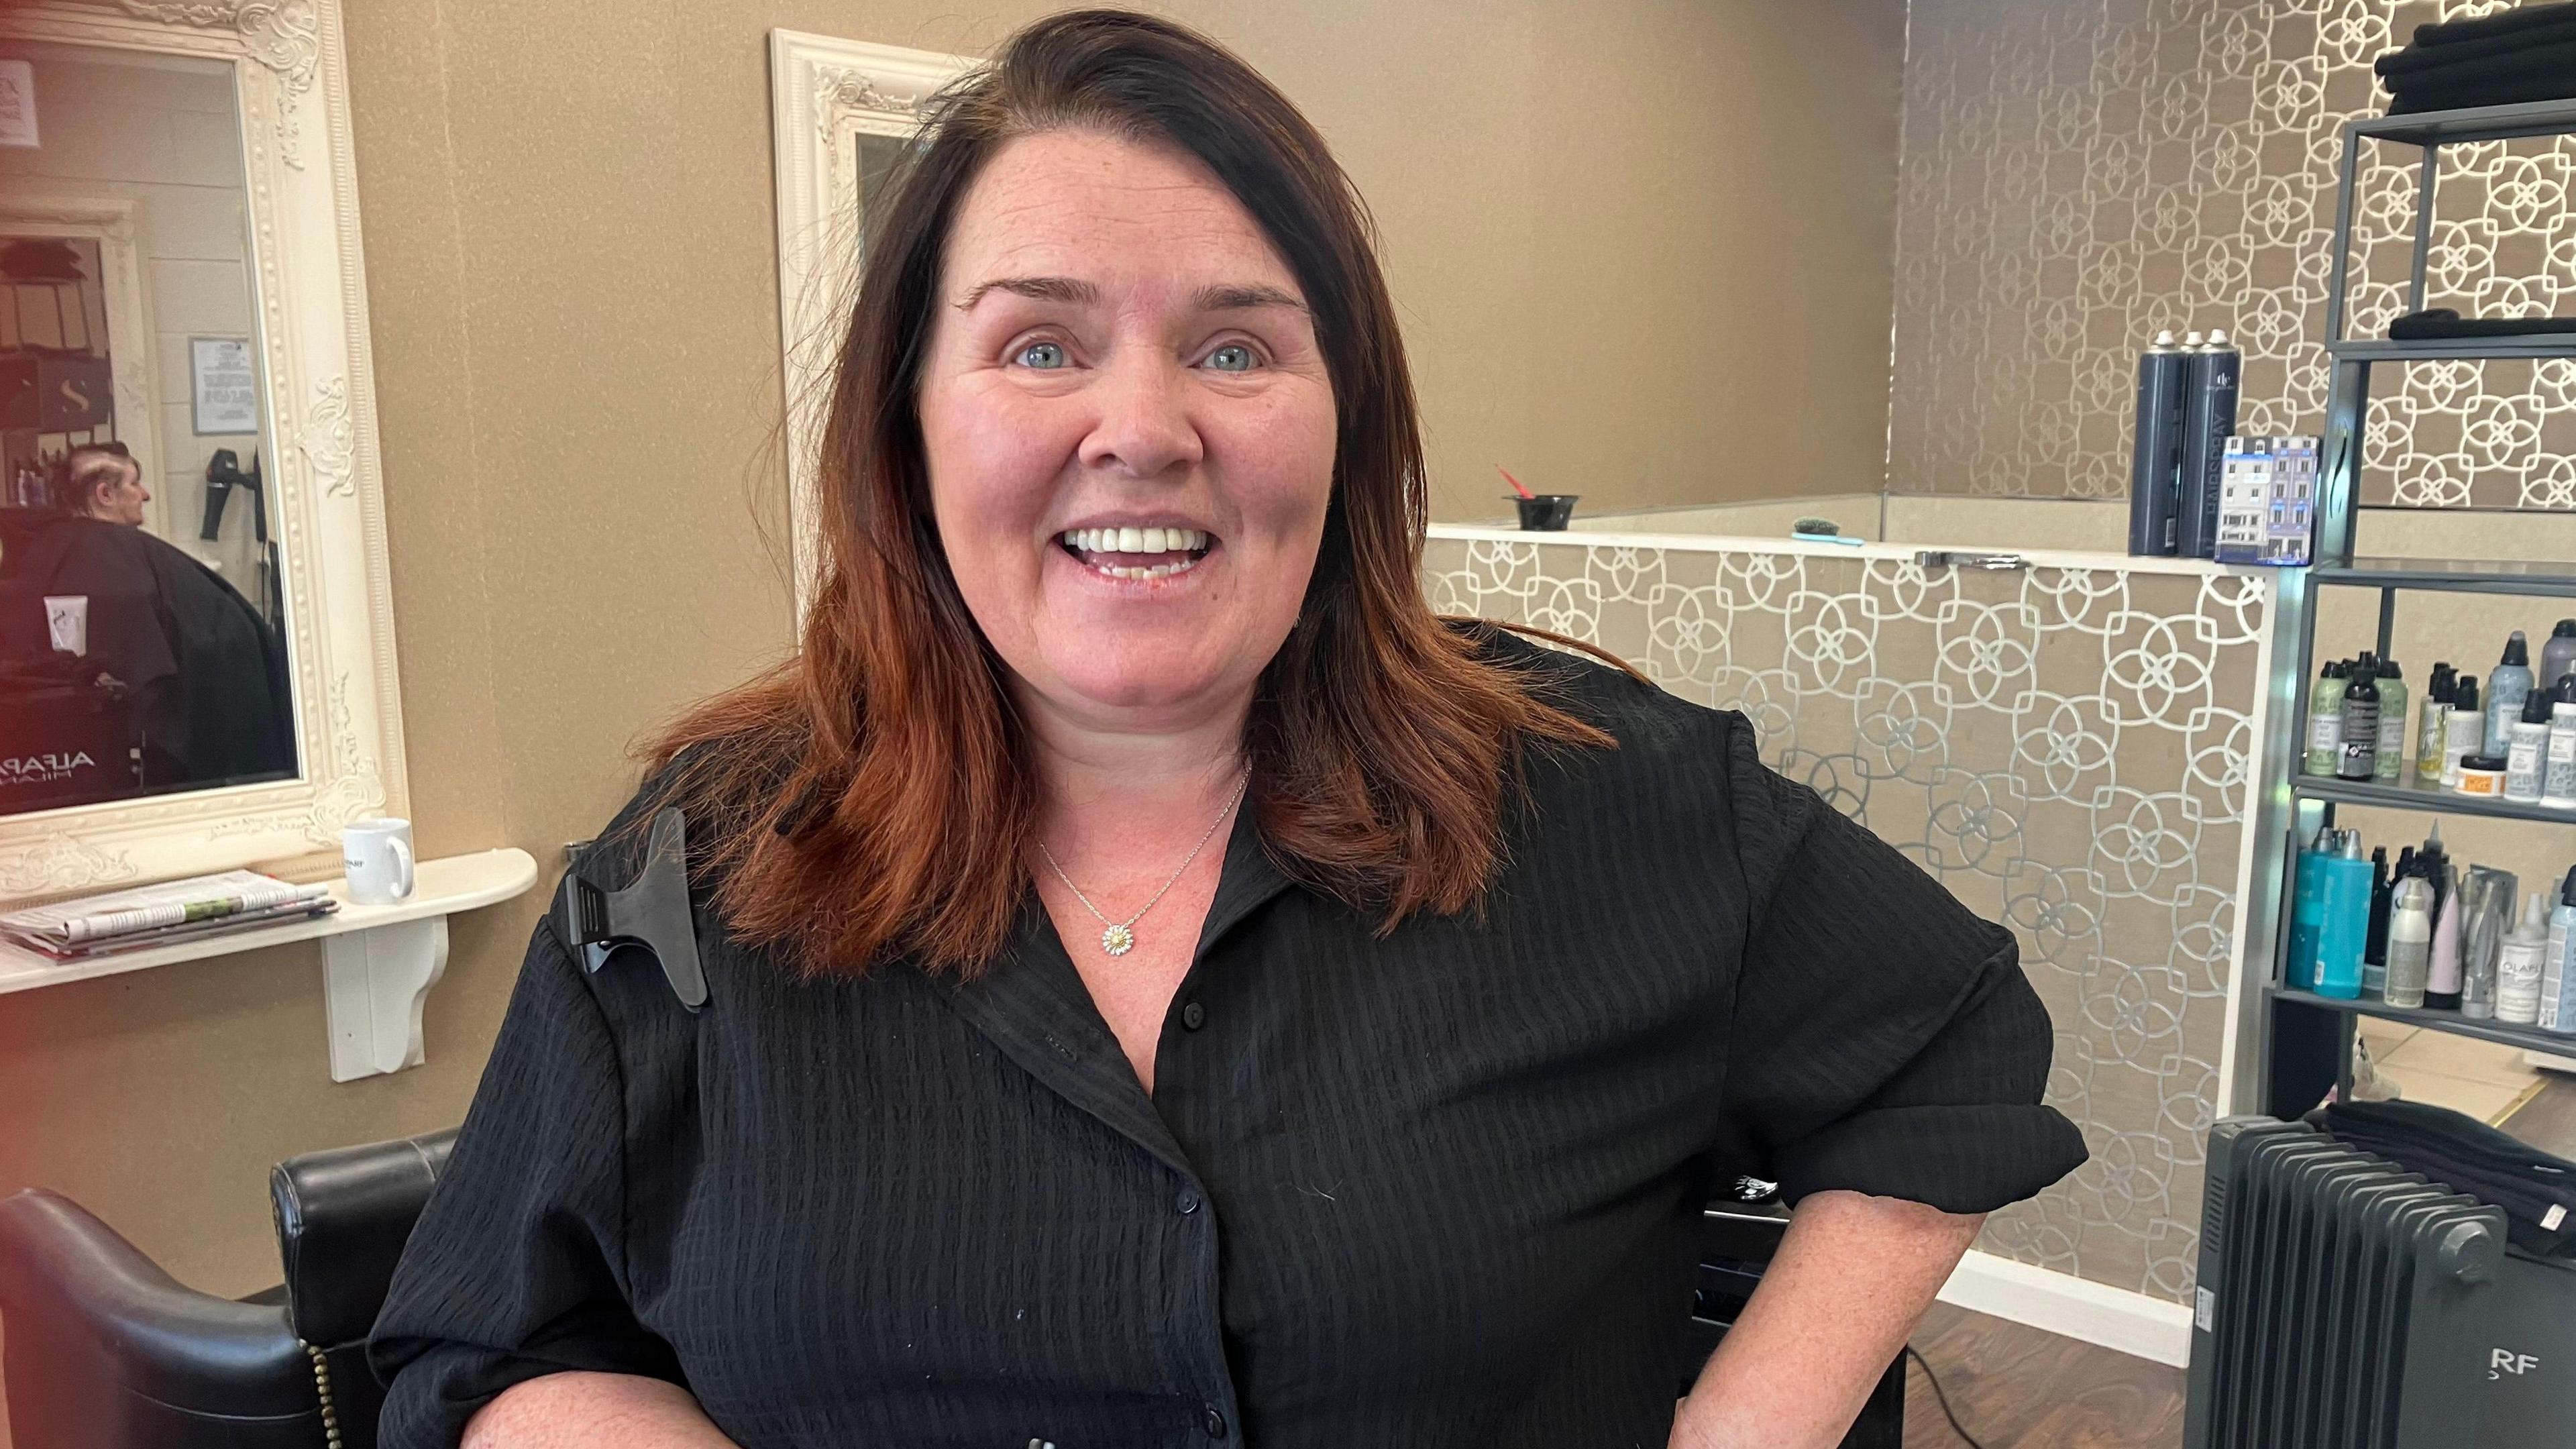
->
[1016, 341, 1068, 369]
[1203, 343, 1256, 372]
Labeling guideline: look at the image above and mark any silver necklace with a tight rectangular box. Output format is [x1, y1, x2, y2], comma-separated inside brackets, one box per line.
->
[1036, 769, 1250, 957]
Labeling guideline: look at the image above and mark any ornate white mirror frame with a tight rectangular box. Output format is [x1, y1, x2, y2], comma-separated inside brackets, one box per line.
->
[0, 0, 405, 903]
[767, 30, 975, 610]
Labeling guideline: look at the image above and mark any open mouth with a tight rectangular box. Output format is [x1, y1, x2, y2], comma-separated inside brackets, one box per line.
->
[1057, 526, 1216, 580]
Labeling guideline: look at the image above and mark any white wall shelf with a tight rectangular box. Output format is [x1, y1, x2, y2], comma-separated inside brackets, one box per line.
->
[0, 848, 540, 1081]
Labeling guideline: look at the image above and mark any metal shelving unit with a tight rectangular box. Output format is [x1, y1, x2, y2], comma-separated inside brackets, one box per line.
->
[2253, 97, 2576, 1114]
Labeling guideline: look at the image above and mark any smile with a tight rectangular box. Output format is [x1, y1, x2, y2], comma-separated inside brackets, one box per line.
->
[1057, 526, 1216, 580]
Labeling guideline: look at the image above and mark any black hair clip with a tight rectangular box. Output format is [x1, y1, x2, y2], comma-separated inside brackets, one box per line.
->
[555, 806, 708, 1011]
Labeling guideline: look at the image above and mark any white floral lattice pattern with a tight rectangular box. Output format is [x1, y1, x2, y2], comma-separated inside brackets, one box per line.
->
[1893, 0, 2576, 509]
[1426, 535, 2269, 1303]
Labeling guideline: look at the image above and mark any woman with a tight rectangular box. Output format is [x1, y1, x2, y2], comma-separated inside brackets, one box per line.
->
[372, 13, 2084, 1447]
[0, 443, 293, 792]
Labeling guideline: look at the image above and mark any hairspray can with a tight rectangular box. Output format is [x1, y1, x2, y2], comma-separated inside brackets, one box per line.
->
[2459, 865, 2518, 1020]
[2128, 331, 2188, 557]
[2176, 329, 2240, 559]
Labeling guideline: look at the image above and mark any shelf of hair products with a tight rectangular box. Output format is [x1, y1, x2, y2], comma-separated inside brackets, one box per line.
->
[2303, 625, 2576, 807]
[2284, 616, 2576, 1041]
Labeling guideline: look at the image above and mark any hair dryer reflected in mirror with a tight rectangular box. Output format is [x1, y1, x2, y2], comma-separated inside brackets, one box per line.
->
[199, 447, 264, 544]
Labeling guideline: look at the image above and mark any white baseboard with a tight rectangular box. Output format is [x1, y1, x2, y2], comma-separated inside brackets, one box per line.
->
[1936, 1249, 2194, 1368]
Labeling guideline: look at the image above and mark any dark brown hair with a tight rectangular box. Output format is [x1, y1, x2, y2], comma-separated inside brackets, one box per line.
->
[648, 9, 1609, 977]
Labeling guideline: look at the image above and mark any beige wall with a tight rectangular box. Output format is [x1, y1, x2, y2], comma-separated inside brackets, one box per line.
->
[0, 0, 1907, 1327]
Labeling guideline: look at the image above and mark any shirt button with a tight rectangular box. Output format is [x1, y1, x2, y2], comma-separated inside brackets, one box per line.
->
[1202, 1405, 1228, 1438]
[1175, 1187, 1202, 1215]
[1181, 1001, 1207, 1030]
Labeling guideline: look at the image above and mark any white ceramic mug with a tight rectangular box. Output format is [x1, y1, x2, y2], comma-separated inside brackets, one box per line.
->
[342, 817, 415, 904]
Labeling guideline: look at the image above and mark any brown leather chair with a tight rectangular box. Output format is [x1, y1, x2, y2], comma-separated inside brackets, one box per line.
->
[0, 1128, 455, 1449]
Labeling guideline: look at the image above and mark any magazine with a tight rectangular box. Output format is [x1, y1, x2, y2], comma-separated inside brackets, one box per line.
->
[0, 869, 337, 955]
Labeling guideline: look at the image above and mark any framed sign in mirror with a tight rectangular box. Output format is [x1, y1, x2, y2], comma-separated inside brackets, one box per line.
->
[768, 30, 975, 609]
[0, 0, 405, 902]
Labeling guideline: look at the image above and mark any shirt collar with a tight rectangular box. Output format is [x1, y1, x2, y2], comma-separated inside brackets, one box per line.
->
[936, 806, 1296, 1177]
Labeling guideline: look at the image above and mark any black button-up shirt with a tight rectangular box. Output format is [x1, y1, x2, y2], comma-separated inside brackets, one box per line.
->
[372, 635, 2084, 1448]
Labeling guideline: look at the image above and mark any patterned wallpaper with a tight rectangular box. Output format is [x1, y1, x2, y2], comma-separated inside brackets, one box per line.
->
[1426, 532, 2271, 1302]
[1889, 0, 2576, 507]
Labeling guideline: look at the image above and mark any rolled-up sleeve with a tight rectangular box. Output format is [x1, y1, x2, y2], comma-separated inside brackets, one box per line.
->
[1715, 719, 2087, 1213]
[369, 914, 684, 1446]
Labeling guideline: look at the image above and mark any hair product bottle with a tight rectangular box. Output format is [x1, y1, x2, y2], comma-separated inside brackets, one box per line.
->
[2488, 631, 2534, 757]
[2427, 860, 2464, 1010]
[2287, 824, 2332, 991]
[2339, 663, 2381, 782]
[2542, 865, 2576, 1034]
[2127, 331, 2188, 557]
[2508, 689, 2552, 804]
[2499, 893, 2551, 1026]
[2177, 330, 2239, 559]
[2459, 865, 2519, 1020]
[2542, 676, 2576, 809]
[2417, 663, 2456, 785]
[2371, 659, 2407, 782]
[2306, 659, 2348, 776]
[2364, 846, 2392, 998]
[2385, 873, 2433, 1010]
[2315, 831, 2373, 1000]
[2444, 674, 2483, 788]
[2542, 618, 2576, 692]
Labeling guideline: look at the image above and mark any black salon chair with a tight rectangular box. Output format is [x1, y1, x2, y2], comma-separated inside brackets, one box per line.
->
[1686, 1198, 1905, 1449]
[0, 1128, 455, 1449]
[4, 1138, 1897, 1448]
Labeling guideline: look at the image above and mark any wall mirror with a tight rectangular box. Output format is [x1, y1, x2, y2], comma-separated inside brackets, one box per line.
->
[0, 0, 402, 900]
[768, 30, 975, 607]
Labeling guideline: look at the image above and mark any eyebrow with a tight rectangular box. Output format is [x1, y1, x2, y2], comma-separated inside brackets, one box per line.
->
[1193, 282, 1306, 313]
[951, 275, 1307, 314]
[955, 275, 1098, 310]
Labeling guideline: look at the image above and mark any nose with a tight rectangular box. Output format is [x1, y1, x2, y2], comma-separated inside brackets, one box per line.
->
[1077, 349, 1203, 481]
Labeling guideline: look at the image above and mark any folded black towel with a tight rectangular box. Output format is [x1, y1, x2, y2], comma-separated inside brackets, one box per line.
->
[2318, 1097, 2576, 1257]
[2379, 17, 2576, 76]
[2390, 65, 2576, 112]
[2390, 307, 2576, 339]
[2383, 34, 2576, 89]
[2415, 0, 2576, 48]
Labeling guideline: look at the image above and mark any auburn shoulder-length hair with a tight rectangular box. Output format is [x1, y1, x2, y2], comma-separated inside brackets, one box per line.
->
[649, 9, 1609, 977]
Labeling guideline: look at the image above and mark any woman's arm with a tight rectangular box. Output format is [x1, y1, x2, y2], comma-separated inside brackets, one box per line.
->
[1668, 1190, 1980, 1449]
[464, 1373, 739, 1449]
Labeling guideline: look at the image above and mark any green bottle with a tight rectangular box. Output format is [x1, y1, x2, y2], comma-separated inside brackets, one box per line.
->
[2372, 657, 2407, 782]
[2305, 659, 2349, 777]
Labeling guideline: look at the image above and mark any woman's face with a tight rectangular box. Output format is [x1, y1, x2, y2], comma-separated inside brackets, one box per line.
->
[918, 129, 1337, 735]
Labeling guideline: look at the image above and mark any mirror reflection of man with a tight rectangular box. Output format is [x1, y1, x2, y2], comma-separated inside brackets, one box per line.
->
[0, 443, 294, 795]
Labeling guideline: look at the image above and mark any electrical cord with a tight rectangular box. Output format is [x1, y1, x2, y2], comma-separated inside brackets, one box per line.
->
[1903, 1342, 1991, 1449]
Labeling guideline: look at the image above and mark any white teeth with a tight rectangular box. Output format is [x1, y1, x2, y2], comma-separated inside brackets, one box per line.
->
[1058, 527, 1212, 555]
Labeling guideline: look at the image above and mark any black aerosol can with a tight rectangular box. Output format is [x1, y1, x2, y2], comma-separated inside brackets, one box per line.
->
[2340, 660, 2382, 781]
[2128, 330, 2189, 556]
[2176, 328, 2241, 559]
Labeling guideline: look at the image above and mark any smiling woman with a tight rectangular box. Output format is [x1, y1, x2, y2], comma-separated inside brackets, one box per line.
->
[370, 11, 2083, 1449]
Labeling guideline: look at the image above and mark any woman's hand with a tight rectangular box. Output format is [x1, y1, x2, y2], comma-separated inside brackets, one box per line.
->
[1668, 1189, 1982, 1449]
[462, 1371, 739, 1448]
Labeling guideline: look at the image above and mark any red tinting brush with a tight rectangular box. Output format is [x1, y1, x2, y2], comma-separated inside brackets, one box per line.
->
[1497, 466, 1535, 500]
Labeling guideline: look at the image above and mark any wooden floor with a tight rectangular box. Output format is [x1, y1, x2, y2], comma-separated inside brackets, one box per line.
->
[1903, 1303, 2185, 1448]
